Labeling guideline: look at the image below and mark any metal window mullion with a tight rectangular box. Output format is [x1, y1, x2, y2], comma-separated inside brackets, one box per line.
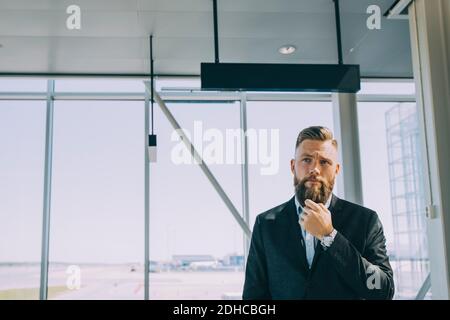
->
[39, 80, 55, 300]
[0, 91, 416, 104]
[144, 88, 150, 300]
[240, 93, 250, 262]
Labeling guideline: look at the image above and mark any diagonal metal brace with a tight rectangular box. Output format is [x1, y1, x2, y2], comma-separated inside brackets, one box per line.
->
[144, 81, 252, 238]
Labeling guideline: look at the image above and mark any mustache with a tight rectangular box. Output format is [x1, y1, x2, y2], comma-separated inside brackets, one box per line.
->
[301, 175, 325, 184]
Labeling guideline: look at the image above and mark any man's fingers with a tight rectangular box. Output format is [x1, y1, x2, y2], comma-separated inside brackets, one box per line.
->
[299, 211, 311, 225]
[298, 216, 305, 227]
[305, 199, 321, 210]
[302, 207, 316, 216]
[300, 212, 308, 221]
[305, 200, 330, 215]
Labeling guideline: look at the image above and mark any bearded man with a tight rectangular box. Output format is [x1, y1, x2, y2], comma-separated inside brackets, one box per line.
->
[242, 126, 394, 300]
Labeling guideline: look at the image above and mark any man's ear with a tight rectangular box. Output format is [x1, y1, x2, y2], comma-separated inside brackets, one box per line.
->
[335, 163, 341, 175]
[290, 159, 295, 175]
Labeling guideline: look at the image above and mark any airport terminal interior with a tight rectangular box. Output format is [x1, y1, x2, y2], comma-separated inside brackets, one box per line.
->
[1, 0, 450, 300]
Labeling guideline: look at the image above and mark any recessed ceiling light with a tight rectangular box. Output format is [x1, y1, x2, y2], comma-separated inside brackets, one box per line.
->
[278, 45, 296, 55]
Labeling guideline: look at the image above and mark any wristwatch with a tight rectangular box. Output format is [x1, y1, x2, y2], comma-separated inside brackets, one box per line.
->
[321, 229, 337, 249]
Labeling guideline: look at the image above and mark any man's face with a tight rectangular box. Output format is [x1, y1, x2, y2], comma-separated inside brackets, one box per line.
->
[291, 139, 340, 206]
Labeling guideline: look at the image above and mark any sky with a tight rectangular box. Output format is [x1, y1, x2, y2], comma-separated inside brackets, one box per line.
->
[0, 79, 419, 265]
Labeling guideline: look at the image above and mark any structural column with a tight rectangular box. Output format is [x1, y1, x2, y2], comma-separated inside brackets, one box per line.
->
[409, 0, 450, 299]
[332, 92, 363, 205]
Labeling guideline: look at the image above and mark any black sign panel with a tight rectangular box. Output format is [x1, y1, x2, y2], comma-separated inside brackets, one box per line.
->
[201, 63, 361, 93]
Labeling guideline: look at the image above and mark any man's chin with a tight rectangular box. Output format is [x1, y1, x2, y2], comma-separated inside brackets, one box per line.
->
[303, 189, 329, 204]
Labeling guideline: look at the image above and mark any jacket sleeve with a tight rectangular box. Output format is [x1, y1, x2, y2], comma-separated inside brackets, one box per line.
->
[242, 216, 271, 299]
[325, 212, 395, 300]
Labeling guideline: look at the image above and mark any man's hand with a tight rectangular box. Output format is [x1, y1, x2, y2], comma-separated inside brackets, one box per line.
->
[299, 199, 334, 240]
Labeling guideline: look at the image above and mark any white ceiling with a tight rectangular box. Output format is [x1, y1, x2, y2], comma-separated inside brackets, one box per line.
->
[0, 0, 413, 77]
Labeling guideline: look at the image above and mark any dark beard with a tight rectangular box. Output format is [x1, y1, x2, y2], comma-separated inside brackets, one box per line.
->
[294, 175, 334, 207]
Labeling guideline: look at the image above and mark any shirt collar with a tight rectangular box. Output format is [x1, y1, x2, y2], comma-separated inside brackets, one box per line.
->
[295, 194, 333, 216]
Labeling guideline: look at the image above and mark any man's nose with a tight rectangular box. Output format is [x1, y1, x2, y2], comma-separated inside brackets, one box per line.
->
[309, 162, 320, 175]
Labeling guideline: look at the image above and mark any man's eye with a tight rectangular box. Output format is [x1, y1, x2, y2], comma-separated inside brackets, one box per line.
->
[320, 160, 330, 165]
[302, 158, 311, 163]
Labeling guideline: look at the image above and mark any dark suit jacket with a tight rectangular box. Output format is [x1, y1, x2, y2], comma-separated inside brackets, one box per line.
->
[243, 194, 395, 300]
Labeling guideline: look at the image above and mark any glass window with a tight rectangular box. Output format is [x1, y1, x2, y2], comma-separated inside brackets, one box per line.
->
[0, 79, 47, 92]
[358, 101, 430, 299]
[359, 81, 416, 95]
[149, 101, 245, 299]
[55, 79, 145, 93]
[0, 100, 46, 299]
[2, 76, 428, 301]
[156, 78, 201, 91]
[47, 100, 145, 300]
